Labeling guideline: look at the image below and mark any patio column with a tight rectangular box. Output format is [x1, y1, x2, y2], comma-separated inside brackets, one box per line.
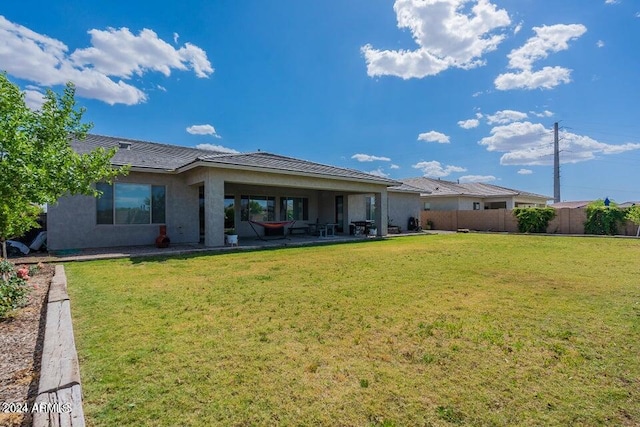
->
[204, 174, 225, 247]
[375, 190, 388, 236]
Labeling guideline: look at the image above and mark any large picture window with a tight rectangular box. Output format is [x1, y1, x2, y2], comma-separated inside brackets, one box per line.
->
[96, 183, 166, 225]
[280, 197, 308, 221]
[240, 195, 275, 222]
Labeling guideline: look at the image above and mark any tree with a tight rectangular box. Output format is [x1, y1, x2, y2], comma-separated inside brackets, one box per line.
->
[625, 205, 640, 237]
[0, 73, 126, 257]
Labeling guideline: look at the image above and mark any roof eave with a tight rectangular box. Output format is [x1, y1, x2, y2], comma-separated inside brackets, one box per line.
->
[176, 160, 401, 186]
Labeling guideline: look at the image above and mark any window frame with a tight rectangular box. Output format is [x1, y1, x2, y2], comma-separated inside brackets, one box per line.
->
[96, 182, 166, 225]
[240, 195, 276, 222]
[279, 197, 309, 221]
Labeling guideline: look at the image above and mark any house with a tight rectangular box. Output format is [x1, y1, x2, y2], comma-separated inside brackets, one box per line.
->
[401, 177, 551, 211]
[550, 201, 591, 209]
[387, 182, 425, 231]
[47, 135, 403, 250]
[551, 201, 639, 209]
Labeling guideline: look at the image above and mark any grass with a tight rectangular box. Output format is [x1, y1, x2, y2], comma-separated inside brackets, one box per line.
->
[65, 234, 640, 426]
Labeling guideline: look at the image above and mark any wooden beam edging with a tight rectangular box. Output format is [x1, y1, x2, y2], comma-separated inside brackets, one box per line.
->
[32, 265, 86, 427]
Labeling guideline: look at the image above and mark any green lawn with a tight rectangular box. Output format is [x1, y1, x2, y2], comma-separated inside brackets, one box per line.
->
[66, 234, 640, 426]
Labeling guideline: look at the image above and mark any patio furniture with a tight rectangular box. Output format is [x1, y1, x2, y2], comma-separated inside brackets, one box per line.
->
[351, 220, 374, 236]
[248, 220, 295, 241]
[288, 225, 310, 235]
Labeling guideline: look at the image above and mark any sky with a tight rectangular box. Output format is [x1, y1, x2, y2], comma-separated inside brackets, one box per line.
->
[1, 0, 639, 203]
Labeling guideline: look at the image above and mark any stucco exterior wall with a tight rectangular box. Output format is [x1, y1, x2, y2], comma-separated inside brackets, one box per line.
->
[388, 192, 421, 231]
[48, 165, 396, 250]
[425, 197, 462, 211]
[47, 172, 199, 250]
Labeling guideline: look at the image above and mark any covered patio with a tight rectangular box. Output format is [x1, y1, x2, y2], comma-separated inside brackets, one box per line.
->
[184, 154, 396, 247]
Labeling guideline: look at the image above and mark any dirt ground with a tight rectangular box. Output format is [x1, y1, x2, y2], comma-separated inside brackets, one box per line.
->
[0, 264, 54, 427]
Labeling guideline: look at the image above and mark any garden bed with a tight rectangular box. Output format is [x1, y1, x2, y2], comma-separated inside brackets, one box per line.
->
[0, 264, 54, 427]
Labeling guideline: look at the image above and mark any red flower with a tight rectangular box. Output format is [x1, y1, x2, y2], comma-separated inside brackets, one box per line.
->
[17, 267, 30, 280]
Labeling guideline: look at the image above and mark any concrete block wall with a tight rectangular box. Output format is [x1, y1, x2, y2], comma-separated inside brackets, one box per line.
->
[422, 207, 638, 236]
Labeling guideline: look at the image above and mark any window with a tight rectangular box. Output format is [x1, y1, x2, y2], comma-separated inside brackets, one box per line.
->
[241, 195, 275, 222]
[366, 196, 376, 221]
[423, 202, 431, 211]
[224, 195, 235, 229]
[96, 183, 166, 225]
[473, 202, 481, 210]
[280, 197, 308, 221]
[484, 201, 507, 210]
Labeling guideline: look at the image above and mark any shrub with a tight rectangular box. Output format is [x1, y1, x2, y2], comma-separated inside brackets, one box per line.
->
[584, 200, 626, 235]
[626, 205, 640, 237]
[0, 259, 31, 319]
[512, 207, 556, 233]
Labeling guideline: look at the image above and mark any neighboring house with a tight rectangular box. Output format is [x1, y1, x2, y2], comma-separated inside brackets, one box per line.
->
[617, 201, 639, 208]
[401, 177, 551, 211]
[47, 135, 401, 250]
[551, 201, 639, 209]
[550, 201, 591, 209]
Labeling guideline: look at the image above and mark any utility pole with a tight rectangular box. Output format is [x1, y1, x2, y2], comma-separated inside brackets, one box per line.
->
[553, 122, 560, 203]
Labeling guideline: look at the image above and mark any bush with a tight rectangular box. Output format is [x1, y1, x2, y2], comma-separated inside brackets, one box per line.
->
[584, 200, 626, 235]
[626, 205, 640, 237]
[512, 207, 556, 233]
[0, 259, 31, 319]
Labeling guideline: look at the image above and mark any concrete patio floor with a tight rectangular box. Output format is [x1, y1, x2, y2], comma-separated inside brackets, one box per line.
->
[15, 232, 409, 264]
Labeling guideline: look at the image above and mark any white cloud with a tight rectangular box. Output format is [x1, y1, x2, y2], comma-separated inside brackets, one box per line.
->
[195, 143, 239, 154]
[418, 130, 450, 143]
[514, 21, 523, 34]
[173, 32, 179, 44]
[390, 164, 400, 169]
[367, 167, 390, 178]
[458, 118, 480, 129]
[0, 16, 213, 105]
[495, 67, 573, 90]
[486, 109, 528, 124]
[459, 175, 496, 183]
[187, 124, 221, 138]
[495, 24, 587, 90]
[605, 0, 619, 4]
[362, 0, 511, 79]
[596, 40, 605, 48]
[478, 121, 640, 165]
[518, 168, 533, 174]
[351, 153, 392, 162]
[23, 87, 46, 110]
[412, 160, 467, 177]
[530, 110, 553, 118]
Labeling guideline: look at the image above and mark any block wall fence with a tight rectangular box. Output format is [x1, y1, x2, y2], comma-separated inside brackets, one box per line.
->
[421, 208, 638, 236]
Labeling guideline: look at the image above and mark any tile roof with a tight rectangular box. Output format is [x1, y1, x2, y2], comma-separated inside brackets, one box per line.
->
[618, 201, 640, 208]
[388, 182, 426, 193]
[72, 134, 398, 185]
[552, 201, 639, 209]
[401, 177, 551, 200]
[195, 151, 400, 184]
[72, 134, 220, 170]
[550, 201, 592, 209]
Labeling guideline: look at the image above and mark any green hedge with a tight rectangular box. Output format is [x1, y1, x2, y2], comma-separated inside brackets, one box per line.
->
[512, 207, 556, 233]
[584, 200, 627, 235]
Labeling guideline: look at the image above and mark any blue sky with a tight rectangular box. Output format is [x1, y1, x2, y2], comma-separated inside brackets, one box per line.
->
[2, 0, 639, 202]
